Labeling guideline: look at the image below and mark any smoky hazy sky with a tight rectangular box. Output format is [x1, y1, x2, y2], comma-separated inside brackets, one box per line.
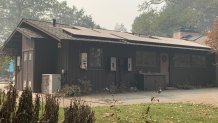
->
[58, 0, 145, 31]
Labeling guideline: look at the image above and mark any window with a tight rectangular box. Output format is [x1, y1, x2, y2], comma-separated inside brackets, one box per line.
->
[174, 54, 190, 67]
[192, 55, 206, 67]
[89, 48, 103, 68]
[136, 51, 157, 67]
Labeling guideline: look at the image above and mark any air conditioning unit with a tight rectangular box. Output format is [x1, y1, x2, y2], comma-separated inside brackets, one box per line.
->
[41, 74, 61, 94]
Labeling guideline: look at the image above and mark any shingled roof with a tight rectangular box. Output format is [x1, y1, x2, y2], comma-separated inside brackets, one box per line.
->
[23, 19, 72, 40]
[16, 28, 44, 39]
[4, 18, 211, 51]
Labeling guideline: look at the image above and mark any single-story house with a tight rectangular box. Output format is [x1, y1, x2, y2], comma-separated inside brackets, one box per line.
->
[3, 19, 216, 92]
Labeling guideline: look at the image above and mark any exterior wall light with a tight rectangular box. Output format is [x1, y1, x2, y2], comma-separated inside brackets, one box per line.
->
[61, 69, 65, 74]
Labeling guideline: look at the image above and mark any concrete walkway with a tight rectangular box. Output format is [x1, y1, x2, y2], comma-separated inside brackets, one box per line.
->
[58, 88, 218, 107]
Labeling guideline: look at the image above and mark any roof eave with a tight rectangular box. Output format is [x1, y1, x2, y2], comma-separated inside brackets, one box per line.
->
[16, 28, 45, 40]
[2, 19, 31, 50]
[64, 38, 212, 52]
[2, 29, 18, 51]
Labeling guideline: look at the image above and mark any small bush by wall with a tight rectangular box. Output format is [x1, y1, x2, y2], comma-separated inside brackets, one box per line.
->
[32, 94, 40, 122]
[15, 88, 33, 123]
[0, 85, 95, 123]
[63, 99, 95, 123]
[40, 95, 59, 123]
[58, 84, 81, 97]
[0, 85, 17, 122]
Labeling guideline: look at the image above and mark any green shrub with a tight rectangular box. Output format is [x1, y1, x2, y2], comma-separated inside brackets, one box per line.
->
[58, 78, 93, 97]
[176, 84, 195, 89]
[63, 99, 95, 123]
[58, 84, 81, 97]
[0, 84, 17, 122]
[0, 89, 5, 105]
[108, 84, 120, 94]
[40, 95, 59, 123]
[15, 88, 33, 123]
[78, 78, 92, 94]
[0, 85, 96, 123]
[32, 94, 40, 123]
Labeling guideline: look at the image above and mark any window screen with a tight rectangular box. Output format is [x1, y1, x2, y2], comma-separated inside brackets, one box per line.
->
[89, 48, 103, 68]
[136, 51, 157, 67]
[192, 55, 206, 67]
[174, 54, 190, 67]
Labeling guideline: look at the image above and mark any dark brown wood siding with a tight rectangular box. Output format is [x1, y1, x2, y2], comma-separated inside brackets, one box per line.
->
[170, 52, 215, 86]
[14, 35, 22, 90]
[16, 35, 34, 90]
[34, 38, 58, 92]
[58, 41, 215, 90]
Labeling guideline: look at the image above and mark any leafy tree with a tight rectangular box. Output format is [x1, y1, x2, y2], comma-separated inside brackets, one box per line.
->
[206, 19, 218, 52]
[0, 0, 99, 72]
[48, 1, 97, 28]
[132, 10, 159, 35]
[114, 23, 127, 32]
[0, 0, 98, 42]
[133, 0, 218, 37]
[0, 55, 11, 73]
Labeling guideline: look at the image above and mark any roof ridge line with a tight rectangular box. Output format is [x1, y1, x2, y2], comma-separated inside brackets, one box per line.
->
[22, 18, 71, 27]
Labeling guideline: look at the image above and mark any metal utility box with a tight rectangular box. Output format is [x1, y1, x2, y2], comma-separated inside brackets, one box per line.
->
[41, 74, 61, 94]
[137, 73, 166, 91]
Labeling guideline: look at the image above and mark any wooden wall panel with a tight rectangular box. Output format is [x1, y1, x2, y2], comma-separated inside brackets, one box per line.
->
[34, 38, 58, 92]
[61, 41, 215, 90]
[169, 51, 215, 86]
[60, 41, 160, 90]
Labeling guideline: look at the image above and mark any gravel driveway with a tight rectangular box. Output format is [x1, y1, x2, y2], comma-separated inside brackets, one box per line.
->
[59, 88, 218, 107]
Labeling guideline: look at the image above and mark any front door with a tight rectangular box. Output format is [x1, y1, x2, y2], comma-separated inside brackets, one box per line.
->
[160, 53, 169, 85]
[115, 58, 124, 87]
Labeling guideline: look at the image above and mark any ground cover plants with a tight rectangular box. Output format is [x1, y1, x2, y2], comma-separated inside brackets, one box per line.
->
[1, 85, 218, 123]
[0, 85, 95, 123]
[93, 103, 218, 123]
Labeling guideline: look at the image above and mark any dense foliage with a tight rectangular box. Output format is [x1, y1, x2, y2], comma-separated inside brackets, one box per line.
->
[132, 0, 218, 37]
[0, 85, 16, 122]
[0, 0, 99, 42]
[32, 94, 40, 123]
[206, 20, 218, 52]
[0, 0, 100, 73]
[63, 100, 95, 123]
[40, 95, 59, 123]
[0, 86, 95, 123]
[0, 55, 12, 73]
[15, 88, 33, 123]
